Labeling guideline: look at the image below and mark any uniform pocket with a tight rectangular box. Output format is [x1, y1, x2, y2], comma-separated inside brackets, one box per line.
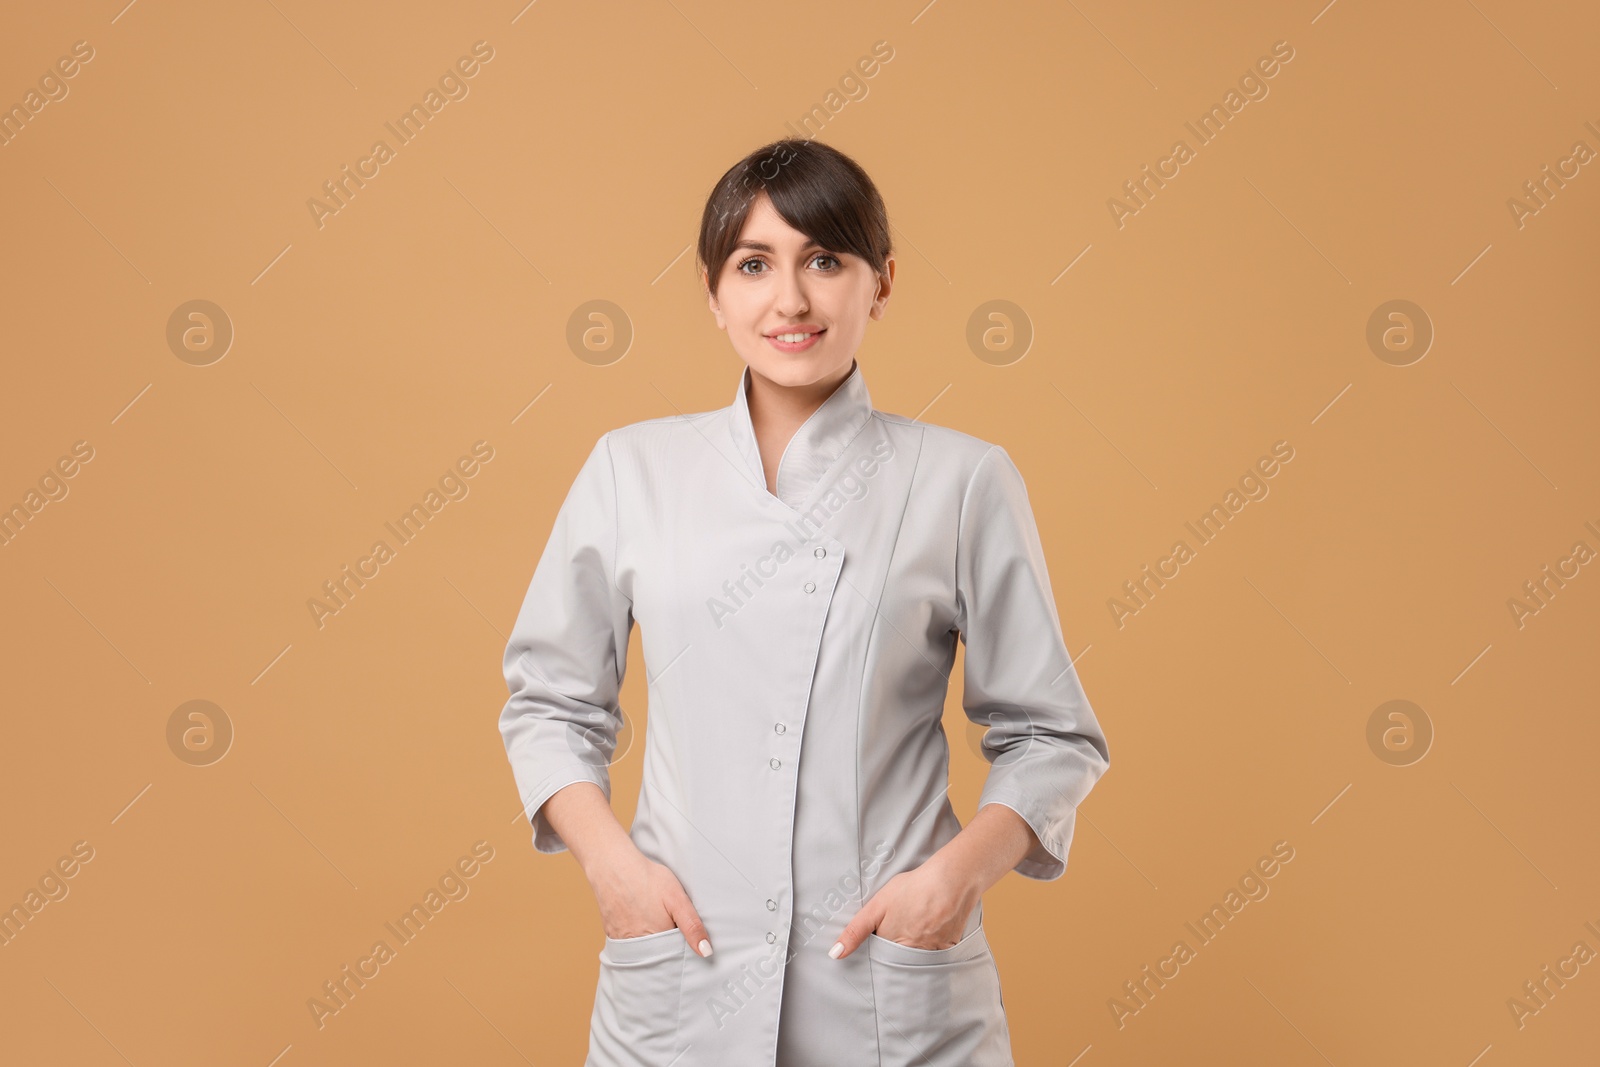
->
[588, 928, 688, 1066]
[601, 926, 685, 963]
[868, 923, 1014, 1067]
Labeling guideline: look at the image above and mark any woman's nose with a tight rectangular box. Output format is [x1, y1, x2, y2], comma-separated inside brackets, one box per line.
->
[774, 268, 809, 316]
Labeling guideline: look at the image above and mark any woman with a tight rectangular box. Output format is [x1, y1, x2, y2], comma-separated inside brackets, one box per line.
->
[498, 139, 1111, 1067]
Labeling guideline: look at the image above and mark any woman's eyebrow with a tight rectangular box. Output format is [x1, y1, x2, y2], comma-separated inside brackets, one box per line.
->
[733, 239, 825, 253]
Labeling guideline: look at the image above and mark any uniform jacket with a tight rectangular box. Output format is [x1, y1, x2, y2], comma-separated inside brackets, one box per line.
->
[499, 358, 1111, 1066]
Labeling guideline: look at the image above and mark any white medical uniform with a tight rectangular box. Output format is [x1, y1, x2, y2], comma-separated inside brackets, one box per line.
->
[499, 358, 1111, 1066]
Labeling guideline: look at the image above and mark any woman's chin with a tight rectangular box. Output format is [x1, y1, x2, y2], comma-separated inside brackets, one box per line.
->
[742, 348, 853, 390]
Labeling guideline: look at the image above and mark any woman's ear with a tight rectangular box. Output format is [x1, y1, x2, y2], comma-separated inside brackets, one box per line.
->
[869, 255, 896, 320]
[703, 268, 726, 329]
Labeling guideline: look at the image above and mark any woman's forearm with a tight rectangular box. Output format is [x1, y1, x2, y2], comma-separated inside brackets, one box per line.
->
[548, 781, 1038, 911]
[540, 781, 636, 883]
[928, 802, 1041, 897]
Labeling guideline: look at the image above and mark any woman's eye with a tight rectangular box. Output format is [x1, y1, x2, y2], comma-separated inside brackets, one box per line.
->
[735, 254, 838, 276]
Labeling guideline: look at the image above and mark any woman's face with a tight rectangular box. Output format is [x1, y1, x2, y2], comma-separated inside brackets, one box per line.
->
[704, 190, 894, 390]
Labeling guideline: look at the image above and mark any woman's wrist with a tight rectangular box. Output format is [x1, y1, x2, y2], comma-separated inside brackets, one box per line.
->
[539, 781, 637, 885]
[578, 829, 640, 888]
[930, 803, 1038, 898]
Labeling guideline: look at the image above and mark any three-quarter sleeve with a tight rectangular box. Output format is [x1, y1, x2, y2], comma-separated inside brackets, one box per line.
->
[499, 432, 634, 855]
[953, 444, 1111, 881]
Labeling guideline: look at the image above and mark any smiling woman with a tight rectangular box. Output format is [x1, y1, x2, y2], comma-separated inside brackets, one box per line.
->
[499, 138, 1111, 1067]
[695, 141, 895, 497]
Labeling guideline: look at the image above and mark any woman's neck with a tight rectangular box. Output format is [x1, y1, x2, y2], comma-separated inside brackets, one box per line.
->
[745, 359, 855, 494]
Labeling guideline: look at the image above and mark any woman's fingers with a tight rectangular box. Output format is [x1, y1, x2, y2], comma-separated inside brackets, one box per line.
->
[664, 876, 714, 958]
[833, 875, 905, 959]
[675, 910, 713, 958]
[829, 898, 885, 960]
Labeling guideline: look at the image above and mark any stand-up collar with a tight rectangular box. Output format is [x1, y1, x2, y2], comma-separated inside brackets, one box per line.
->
[727, 358, 874, 509]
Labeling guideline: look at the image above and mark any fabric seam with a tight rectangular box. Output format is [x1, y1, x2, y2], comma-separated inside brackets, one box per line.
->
[952, 444, 1001, 636]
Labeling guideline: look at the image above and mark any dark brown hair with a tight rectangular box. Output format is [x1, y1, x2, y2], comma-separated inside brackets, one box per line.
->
[697, 139, 892, 300]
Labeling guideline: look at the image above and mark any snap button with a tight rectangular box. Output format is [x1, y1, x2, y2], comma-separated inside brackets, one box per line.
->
[766, 931, 777, 943]
[770, 757, 781, 769]
[774, 722, 785, 733]
[803, 581, 815, 593]
[814, 547, 826, 558]
[766, 899, 777, 911]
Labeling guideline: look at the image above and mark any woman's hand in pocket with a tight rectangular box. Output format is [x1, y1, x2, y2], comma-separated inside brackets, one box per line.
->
[830, 856, 979, 959]
[587, 841, 713, 957]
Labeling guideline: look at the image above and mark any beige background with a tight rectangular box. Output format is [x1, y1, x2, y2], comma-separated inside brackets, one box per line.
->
[2, 0, 1597, 1063]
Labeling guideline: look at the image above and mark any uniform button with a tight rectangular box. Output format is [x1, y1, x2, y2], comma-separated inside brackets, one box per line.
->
[774, 722, 785, 734]
[766, 931, 777, 943]
[770, 757, 781, 769]
[814, 547, 826, 558]
[803, 581, 816, 593]
[766, 899, 777, 911]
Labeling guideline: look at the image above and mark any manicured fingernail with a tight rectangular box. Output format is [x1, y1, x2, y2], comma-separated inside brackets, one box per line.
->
[699, 939, 713, 957]
[829, 942, 843, 959]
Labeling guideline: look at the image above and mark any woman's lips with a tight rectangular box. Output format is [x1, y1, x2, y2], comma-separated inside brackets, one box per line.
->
[765, 328, 825, 353]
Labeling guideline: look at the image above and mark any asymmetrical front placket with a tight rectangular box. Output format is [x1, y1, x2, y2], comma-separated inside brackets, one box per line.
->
[499, 359, 1111, 1067]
